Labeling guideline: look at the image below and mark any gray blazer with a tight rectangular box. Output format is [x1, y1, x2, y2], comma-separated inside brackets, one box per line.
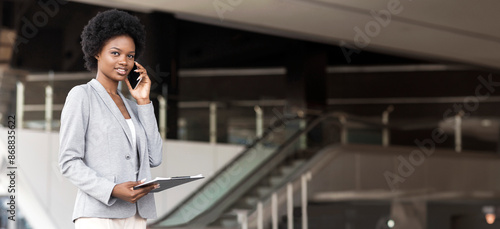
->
[59, 79, 163, 222]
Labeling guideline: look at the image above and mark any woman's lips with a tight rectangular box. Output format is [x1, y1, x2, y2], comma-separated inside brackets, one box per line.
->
[116, 68, 127, 75]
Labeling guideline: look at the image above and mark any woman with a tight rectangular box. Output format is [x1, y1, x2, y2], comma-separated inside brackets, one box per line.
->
[59, 9, 162, 228]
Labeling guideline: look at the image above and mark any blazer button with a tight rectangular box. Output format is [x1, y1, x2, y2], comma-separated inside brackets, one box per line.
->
[125, 155, 131, 160]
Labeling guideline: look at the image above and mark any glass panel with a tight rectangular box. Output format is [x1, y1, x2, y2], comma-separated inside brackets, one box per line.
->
[158, 119, 303, 226]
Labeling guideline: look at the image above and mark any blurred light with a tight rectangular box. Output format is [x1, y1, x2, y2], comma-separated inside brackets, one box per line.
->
[387, 219, 395, 228]
[481, 119, 492, 127]
[483, 206, 496, 224]
[297, 110, 305, 118]
[486, 213, 496, 224]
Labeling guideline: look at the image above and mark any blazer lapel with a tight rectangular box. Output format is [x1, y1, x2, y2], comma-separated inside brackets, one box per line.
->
[120, 92, 145, 165]
[89, 79, 133, 147]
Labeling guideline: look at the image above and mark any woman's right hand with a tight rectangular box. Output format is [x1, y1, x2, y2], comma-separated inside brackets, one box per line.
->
[111, 180, 159, 204]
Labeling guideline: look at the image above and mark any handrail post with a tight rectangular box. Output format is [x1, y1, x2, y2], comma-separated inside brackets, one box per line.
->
[158, 95, 167, 139]
[299, 119, 307, 150]
[255, 105, 263, 138]
[16, 81, 24, 129]
[45, 85, 53, 132]
[301, 173, 311, 229]
[455, 111, 464, 152]
[382, 105, 394, 147]
[236, 210, 248, 229]
[287, 182, 294, 229]
[210, 102, 217, 144]
[340, 115, 347, 144]
[272, 192, 278, 229]
[257, 201, 263, 229]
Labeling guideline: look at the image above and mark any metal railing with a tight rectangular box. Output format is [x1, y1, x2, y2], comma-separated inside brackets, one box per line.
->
[150, 110, 413, 228]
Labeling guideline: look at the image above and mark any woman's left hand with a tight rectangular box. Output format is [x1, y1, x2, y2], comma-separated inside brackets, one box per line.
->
[125, 61, 151, 105]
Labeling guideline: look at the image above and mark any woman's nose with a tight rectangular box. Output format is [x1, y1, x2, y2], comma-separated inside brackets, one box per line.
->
[118, 55, 127, 64]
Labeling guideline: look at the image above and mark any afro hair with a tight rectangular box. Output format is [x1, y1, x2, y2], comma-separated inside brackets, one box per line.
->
[81, 9, 146, 71]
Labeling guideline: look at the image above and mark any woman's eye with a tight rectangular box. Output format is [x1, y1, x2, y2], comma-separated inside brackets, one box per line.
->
[127, 55, 135, 59]
[111, 51, 119, 56]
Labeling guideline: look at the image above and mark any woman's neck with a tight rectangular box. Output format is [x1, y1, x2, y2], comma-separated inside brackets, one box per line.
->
[96, 72, 119, 95]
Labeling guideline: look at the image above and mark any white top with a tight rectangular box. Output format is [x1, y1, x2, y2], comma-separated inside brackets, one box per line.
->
[125, 119, 139, 175]
[125, 119, 136, 148]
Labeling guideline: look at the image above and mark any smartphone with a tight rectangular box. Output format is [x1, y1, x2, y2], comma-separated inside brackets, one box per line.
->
[128, 63, 142, 90]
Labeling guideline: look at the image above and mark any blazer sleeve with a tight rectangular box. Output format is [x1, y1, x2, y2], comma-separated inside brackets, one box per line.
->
[59, 86, 117, 206]
[137, 102, 163, 167]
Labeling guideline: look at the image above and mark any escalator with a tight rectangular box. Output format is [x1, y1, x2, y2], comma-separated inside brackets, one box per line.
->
[149, 112, 347, 228]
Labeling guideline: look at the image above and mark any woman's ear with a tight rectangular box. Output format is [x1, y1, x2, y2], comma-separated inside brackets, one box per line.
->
[95, 54, 99, 60]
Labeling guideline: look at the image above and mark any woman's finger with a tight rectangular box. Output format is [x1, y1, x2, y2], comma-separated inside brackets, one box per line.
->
[134, 61, 146, 71]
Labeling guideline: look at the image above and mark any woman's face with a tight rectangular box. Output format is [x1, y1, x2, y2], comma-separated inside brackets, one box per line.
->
[95, 35, 136, 82]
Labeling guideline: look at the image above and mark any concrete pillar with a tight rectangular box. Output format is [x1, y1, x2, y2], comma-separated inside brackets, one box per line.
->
[285, 42, 327, 146]
[142, 12, 179, 139]
[285, 42, 327, 114]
